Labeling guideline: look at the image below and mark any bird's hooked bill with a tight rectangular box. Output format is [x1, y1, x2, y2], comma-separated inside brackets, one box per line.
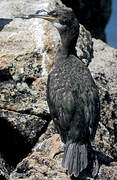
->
[15, 9, 57, 22]
[28, 9, 57, 22]
[28, 14, 57, 22]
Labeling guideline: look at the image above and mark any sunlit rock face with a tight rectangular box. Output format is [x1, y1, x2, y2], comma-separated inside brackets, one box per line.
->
[89, 39, 117, 160]
[0, 0, 63, 121]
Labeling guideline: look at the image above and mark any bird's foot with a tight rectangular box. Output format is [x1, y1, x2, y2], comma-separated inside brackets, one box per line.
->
[53, 147, 64, 158]
[91, 154, 99, 178]
[87, 149, 99, 178]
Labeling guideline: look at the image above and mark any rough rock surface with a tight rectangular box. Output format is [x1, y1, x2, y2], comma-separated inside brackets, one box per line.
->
[9, 122, 117, 180]
[0, 0, 116, 179]
[89, 39, 117, 160]
[0, 0, 64, 175]
[0, 153, 9, 180]
[61, 0, 112, 41]
[76, 24, 93, 66]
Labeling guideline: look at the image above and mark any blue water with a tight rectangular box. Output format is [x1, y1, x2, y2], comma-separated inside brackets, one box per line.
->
[106, 0, 117, 49]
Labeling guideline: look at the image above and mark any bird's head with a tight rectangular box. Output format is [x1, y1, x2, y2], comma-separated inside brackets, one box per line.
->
[29, 8, 79, 36]
[29, 8, 79, 52]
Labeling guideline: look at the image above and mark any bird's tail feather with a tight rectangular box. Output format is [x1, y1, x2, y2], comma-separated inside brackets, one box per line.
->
[62, 142, 88, 177]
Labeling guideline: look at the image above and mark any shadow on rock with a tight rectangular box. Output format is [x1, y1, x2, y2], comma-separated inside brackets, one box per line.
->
[0, 18, 12, 31]
[0, 117, 32, 167]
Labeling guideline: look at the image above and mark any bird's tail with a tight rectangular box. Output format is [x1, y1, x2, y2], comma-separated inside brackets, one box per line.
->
[62, 142, 88, 177]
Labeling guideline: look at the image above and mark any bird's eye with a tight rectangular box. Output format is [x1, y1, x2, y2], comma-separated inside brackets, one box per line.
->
[36, 9, 48, 16]
[49, 10, 57, 17]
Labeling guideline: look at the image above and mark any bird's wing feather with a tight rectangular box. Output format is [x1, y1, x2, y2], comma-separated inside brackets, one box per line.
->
[47, 74, 75, 130]
[88, 90, 100, 141]
[47, 59, 100, 142]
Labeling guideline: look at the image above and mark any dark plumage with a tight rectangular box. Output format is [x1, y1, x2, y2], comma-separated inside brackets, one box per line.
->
[29, 8, 100, 177]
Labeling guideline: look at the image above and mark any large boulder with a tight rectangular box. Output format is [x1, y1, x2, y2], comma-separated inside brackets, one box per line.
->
[0, 0, 63, 172]
[89, 39, 117, 159]
[0, 153, 9, 180]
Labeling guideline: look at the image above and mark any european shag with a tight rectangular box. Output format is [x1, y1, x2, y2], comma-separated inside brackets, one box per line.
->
[29, 8, 100, 177]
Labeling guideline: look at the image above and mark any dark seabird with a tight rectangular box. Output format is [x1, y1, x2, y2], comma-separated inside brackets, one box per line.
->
[29, 8, 100, 178]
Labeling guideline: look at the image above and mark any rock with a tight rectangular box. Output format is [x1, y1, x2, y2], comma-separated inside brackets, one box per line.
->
[0, 0, 65, 114]
[9, 131, 68, 180]
[0, 153, 9, 180]
[89, 39, 117, 159]
[76, 24, 93, 66]
[0, 0, 64, 172]
[9, 127, 117, 180]
[61, 0, 112, 41]
[0, 108, 48, 143]
[96, 164, 117, 180]
[0, 108, 48, 157]
[0, 0, 93, 116]
[0, 0, 64, 19]
[0, 0, 116, 179]
[9, 38, 117, 179]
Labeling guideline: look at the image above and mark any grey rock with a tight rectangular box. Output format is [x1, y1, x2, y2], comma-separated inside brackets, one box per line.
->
[0, 153, 9, 180]
[76, 24, 93, 66]
[0, 109, 47, 144]
[9, 126, 117, 180]
[0, 0, 64, 19]
[0, 0, 63, 173]
[0, 0, 61, 151]
[89, 39, 117, 159]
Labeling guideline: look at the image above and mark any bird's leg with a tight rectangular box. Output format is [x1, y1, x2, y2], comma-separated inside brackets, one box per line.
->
[85, 142, 98, 177]
[91, 153, 99, 178]
[53, 146, 64, 158]
[87, 146, 99, 178]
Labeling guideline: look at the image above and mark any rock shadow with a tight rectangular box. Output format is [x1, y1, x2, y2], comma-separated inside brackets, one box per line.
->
[0, 18, 12, 31]
[0, 117, 32, 167]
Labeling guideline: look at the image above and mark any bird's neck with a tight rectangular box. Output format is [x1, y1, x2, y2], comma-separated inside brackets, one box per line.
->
[60, 33, 75, 55]
[55, 34, 78, 65]
[55, 45, 68, 65]
[57, 45, 69, 57]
